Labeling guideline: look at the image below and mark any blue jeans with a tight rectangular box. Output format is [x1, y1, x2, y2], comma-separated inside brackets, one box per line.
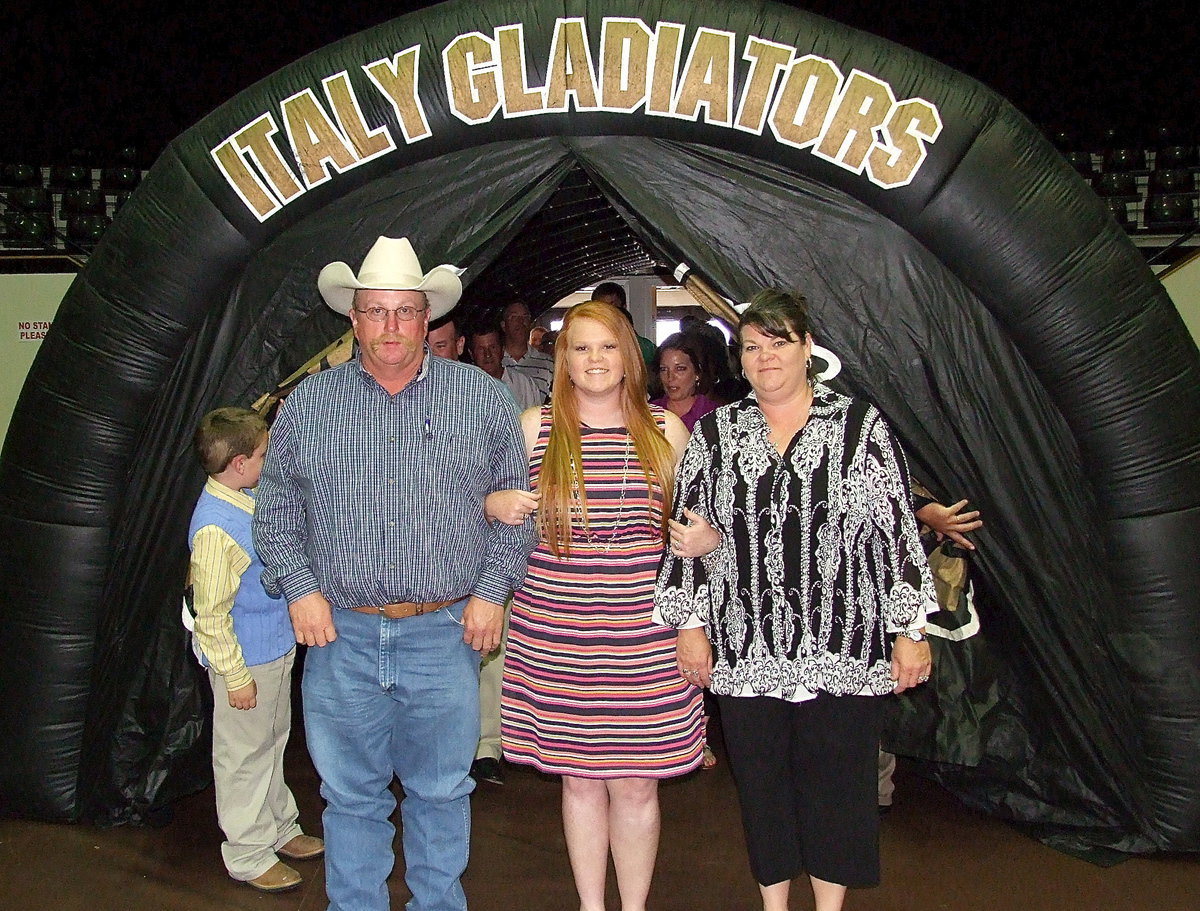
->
[303, 601, 480, 911]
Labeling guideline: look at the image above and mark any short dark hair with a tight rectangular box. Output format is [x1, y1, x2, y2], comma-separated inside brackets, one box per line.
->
[736, 288, 813, 344]
[737, 289, 816, 384]
[428, 313, 460, 336]
[465, 315, 504, 349]
[194, 407, 267, 475]
[592, 281, 627, 309]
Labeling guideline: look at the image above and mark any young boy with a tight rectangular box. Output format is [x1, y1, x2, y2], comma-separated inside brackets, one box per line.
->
[188, 407, 323, 892]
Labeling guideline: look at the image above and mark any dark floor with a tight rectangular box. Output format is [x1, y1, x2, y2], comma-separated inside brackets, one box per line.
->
[2, 735, 1197, 911]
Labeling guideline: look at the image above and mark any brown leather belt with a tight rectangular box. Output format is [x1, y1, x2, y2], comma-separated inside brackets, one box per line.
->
[350, 597, 461, 620]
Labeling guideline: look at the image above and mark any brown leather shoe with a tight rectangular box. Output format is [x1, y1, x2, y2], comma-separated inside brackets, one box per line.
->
[278, 834, 325, 860]
[245, 861, 302, 893]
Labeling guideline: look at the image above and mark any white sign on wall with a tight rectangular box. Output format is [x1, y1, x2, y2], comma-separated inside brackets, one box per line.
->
[16, 320, 52, 341]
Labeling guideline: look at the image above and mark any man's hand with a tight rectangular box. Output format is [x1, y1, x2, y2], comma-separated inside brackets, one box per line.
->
[485, 489, 540, 526]
[668, 508, 721, 558]
[462, 596, 504, 653]
[676, 626, 713, 688]
[289, 591, 337, 647]
[228, 680, 257, 710]
[915, 499, 982, 550]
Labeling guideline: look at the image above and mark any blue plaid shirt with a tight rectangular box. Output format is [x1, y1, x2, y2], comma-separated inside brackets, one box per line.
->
[254, 350, 537, 609]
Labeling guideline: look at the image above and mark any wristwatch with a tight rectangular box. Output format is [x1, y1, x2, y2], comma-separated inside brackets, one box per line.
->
[896, 628, 926, 642]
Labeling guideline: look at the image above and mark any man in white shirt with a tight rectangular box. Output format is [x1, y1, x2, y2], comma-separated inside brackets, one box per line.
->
[500, 301, 553, 401]
[468, 322, 544, 411]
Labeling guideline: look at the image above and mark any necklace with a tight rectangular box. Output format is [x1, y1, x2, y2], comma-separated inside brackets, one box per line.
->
[569, 428, 631, 554]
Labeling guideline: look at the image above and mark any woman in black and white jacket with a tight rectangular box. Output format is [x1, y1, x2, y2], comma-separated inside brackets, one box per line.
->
[655, 288, 936, 911]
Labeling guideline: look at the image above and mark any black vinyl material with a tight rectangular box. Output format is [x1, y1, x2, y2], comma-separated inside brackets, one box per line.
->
[0, 0, 1197, 855]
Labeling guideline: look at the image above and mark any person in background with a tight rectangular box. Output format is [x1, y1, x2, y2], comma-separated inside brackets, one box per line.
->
[878, 490, 982, 810]
[650, 332, 725, 768]
[593, 281, 656, 366]
[679, 312, 744, 401]
[651, 332, 724, 431]
[656, 288, 936, 911]
[188, 406, 323, 893]
[500, 300, 715, 911]
[468, 319, 545, 411]
[426, 312, 466, 361]
[500, 300, 554, 401]
[536, 328, 558, 355]
[428, 313, 513, 786]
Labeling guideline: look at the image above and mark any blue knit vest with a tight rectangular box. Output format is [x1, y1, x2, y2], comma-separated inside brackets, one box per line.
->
[188, 486, 293, 668]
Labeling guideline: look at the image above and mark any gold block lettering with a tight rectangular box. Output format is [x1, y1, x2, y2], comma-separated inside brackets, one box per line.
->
[867, 98, 943, 188]
[736, 38, 794, 133]
[282, 89, 358, 187]
[648, 22, 684, 115]
[674, 27, 735, 125]
[600, 18, 651, 112]
[324, 72, 395, 159]
[770, 55, 841, 149]
[363, 47, 432, 143]
[235, 115, 304, 203]
[211, 137, 281, 221]
[816, 70, 894, 171]
[497, 24, 545, 115]
[443, 33, 501, 123]
[546, 17, 599, 111]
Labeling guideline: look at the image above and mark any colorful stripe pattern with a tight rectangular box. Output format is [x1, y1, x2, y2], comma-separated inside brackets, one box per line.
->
[502, 408, 704, 778]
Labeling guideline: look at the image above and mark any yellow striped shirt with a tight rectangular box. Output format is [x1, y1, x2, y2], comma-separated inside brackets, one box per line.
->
[189, 478, 254, 692]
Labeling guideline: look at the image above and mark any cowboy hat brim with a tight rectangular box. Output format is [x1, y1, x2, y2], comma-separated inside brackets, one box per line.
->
[318, 263, 463, 320]
[317, 236, 464, 321]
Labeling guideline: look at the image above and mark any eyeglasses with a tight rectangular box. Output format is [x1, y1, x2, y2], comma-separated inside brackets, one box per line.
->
[353, 304, 428, 322]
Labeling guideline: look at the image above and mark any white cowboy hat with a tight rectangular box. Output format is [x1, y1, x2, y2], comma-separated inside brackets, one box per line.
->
[318, 236, 464, 320]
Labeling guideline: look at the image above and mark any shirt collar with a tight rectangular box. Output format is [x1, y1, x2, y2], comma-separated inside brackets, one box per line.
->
[204, 476, 255, 514]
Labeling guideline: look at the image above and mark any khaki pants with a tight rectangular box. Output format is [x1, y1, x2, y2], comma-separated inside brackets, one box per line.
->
[878, 748, 896, 807]
[209, 647, 303, 880]
[476, 603, 510, 761]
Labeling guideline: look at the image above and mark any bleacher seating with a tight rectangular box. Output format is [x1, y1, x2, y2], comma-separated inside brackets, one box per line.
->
[1146, 195, 1197, 230]
[100, 167, 140, 192]
[1150, 168, 1196, 195]
[1104, 198, 1131, 228]
[1048, 125, 1198, 236]
[1096, 172, 1138, 198]
[60, 187, 106, 216]
[1, 164, 41, 188]
[5, 186, 53, 215]
[3, 212, 53, 246]
[0, 152, 147, 254]
[47, 164, 93, 190]
[65, 213, 111, 249]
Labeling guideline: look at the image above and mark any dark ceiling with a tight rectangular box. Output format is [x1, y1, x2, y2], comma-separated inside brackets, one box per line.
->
[460, 164, 664, 321]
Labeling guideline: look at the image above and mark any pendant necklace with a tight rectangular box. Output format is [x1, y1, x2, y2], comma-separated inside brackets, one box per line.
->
[569, 428, 631, 554]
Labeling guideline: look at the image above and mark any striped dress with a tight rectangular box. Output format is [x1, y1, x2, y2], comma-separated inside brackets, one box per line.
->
[501, 406, 704, 778]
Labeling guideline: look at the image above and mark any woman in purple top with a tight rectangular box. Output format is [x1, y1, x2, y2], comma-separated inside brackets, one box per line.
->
[651, 331, 723, 768]
[651, 332, 722, 432]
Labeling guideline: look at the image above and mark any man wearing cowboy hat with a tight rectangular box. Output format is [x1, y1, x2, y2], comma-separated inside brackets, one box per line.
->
[254, 236, 537, 911]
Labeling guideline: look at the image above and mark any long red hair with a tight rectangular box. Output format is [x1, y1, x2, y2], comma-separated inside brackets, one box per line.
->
[537, 301, 675, 557]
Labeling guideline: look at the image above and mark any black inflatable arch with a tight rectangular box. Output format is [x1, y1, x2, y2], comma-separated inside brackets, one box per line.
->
[2, 0, 1198, 855]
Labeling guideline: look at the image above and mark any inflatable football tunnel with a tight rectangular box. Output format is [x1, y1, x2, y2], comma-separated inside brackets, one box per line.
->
[1, 0, 1198, 856]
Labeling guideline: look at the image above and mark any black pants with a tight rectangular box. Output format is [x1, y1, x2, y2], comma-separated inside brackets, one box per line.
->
[718, 692, 884, 888]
